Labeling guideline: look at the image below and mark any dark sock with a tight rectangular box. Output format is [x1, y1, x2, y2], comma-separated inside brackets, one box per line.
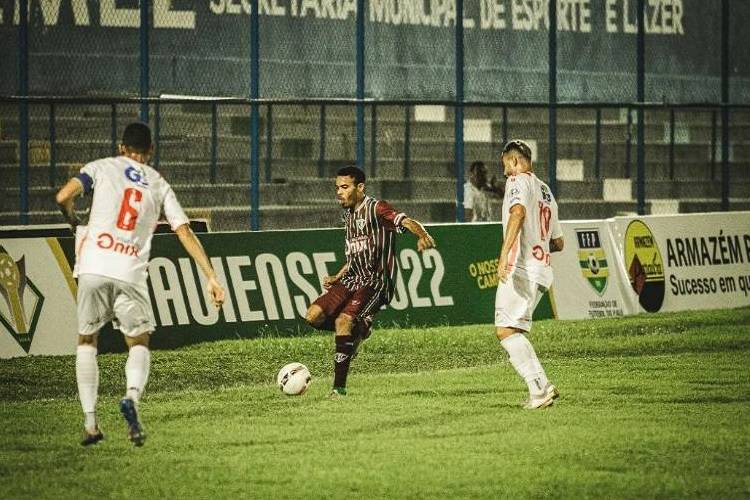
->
[320, 316, 336, 332]
[333, 335, 355, 390]
[354, 316, 374, 341]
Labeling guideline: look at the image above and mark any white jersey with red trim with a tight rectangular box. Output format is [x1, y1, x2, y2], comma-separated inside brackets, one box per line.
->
[74, 157, 189, 285]
[502, 172, 562, 288]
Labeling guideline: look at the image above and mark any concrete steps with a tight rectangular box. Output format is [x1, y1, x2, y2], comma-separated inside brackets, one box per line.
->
[3, 103, 750, 229]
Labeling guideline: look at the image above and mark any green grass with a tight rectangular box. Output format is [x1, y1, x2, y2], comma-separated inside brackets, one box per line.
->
[1, 308, 750, 499]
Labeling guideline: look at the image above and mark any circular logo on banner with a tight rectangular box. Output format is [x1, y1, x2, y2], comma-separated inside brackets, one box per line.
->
[624, 220, 665, 312]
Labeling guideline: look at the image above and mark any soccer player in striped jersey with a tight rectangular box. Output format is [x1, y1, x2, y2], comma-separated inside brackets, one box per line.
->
[496, 140, 564, 409]
[305, 166, 435, 397]
[55, 122, 225, 446]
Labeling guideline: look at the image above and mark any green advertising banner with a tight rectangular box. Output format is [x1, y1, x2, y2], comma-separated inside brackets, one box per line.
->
[55, 223, 553, 352]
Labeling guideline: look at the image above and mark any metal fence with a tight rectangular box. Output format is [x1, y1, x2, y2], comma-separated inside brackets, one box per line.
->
[2, 0, 749, 230]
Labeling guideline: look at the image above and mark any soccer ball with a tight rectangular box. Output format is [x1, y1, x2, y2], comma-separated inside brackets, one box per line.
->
[588, 252, 600, 274]
[277, 362, 312, 396]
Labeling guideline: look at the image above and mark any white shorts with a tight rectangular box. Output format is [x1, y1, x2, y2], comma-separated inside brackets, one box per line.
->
[494, 272, 546, 332]
[77, 274, 155, 337]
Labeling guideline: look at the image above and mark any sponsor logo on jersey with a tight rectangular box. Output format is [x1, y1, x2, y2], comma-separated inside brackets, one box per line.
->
[624, 220, 665, 312]
[125, 166, 149, 187]
[0, 246, 44, 353]
[345, 235, 370, 256]
[540, 184, 552, 203]
[575, 229, 609, 296]
[96, 232, 141, 257]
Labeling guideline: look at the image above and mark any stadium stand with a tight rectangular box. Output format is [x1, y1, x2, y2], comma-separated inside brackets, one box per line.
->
[1, 103, 749, 231]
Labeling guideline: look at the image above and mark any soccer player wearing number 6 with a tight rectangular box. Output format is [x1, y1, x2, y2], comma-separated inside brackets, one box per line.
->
[496, 140, 564, 409]
[55, 122, 225, 446]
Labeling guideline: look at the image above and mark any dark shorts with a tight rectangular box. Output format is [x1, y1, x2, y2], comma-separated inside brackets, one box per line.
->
[312, 282, 387, 322]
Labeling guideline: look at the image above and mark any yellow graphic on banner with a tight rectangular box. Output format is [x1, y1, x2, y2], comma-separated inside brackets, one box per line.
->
[624, 220, 665, 312]
[0, 246, 45, 352]
[0, 252, 27, 335]
[578, 248, 609, 295]
[575, 229, 610, 296]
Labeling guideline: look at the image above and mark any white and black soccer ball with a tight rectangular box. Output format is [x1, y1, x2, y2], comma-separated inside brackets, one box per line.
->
[276, 362, 312, 396]
[588, 252, 600, 275]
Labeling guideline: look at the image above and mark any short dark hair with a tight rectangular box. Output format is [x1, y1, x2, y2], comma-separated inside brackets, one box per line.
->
[122, 122, 152, 153]
[469, 161, 486, 175]
[336, 166, 365, 185]
[502, 139, 532, 161]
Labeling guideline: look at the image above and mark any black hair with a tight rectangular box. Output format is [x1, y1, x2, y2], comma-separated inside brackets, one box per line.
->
[502, 139, 532, 161]
[469, 161, 486, 174]
[336, 166, 366, 185]
[122, 122, 152, 153]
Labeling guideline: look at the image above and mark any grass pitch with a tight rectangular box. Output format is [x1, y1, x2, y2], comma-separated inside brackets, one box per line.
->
[1, 308, 750, 499]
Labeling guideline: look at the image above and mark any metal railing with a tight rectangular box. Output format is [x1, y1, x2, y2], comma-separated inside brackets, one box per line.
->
[2, 95, 748, 229]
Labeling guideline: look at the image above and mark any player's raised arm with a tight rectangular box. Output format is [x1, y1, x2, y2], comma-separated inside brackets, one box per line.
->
[55, 177, 85, 232]
[174, 224, 225, 307]
[401, 217, 436, 252]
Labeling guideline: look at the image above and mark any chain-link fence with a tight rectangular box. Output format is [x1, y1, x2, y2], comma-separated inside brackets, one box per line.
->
[2, 0, 749, 231]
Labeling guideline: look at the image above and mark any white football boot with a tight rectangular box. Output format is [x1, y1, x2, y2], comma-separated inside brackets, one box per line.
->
[523, 384, 560, 410]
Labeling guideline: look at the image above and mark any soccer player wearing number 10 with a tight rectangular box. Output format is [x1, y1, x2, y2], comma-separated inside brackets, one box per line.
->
[55, 122, 225, 446]
[496, 140, 564, 409]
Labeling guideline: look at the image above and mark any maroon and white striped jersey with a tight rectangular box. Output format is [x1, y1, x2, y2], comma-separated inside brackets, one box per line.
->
[340, 196, 406, 300]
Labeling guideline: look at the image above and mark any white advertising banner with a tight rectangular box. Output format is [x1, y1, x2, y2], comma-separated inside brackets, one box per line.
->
[551, 211, 750, 319]
[609, 212, 750, 314]
[2, 212, 748, 357]
[0, 239, 78, 358]
[550, 220, 634, 319]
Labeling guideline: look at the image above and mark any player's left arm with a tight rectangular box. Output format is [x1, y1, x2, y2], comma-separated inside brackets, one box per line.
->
[401, 218, 436, 252]
[54, 177, 85, 232]
[550, 237, 564, 253]
[376, 200, 436, 251]
[549, 200, 564, 253]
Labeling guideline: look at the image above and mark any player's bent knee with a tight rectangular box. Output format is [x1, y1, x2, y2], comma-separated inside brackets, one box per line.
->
[78, 333, 98, 347]
[305, 305, 325, 327]
[335, 314, 353, 334]
[495, 326, 519, 341]
[125, 332, 151, 349]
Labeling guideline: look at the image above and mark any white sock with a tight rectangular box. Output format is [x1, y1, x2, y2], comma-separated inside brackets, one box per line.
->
[500, 333, 549, 397]
[125, 345, 151, 402]
[76, 345, 99, 432]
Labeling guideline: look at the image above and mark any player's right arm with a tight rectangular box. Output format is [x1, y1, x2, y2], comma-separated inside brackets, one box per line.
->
[54, 177, 85, 232]
[497, 203, 525, 283]
[324, 263, 349, 289]
[175, 224, 225, 307]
